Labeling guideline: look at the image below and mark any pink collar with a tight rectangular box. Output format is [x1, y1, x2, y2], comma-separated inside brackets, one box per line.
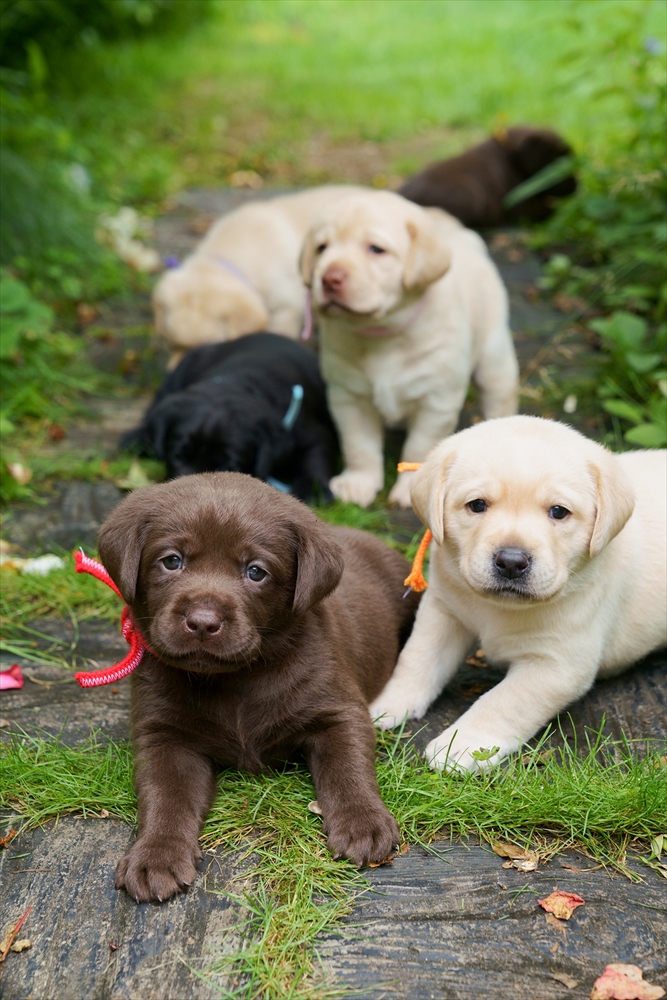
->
[357, 289, 431, 338]
[73, 550, 151, 688]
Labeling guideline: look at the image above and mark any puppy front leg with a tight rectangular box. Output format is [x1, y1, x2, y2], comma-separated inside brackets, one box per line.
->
[304, 709, 400, 867]
[327, 386, 385, 506]
[389, 397, 466, 507]
[425, 654, 600, 772]
[116, 741, 217, 903]
[370, 590, 474, 727]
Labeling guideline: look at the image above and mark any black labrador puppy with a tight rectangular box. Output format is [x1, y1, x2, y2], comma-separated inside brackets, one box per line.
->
[122, 333, 340, 502]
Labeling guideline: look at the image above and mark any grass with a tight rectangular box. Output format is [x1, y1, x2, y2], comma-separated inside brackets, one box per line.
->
[1, 725, 665, 998]
[45, 0, 667, 201]
[0, 553, 120, 667]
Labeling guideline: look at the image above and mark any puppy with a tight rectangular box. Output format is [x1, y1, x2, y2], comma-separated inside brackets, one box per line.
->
[300, 189, 519, 508]
[399, 126, 577, 228]
[97, 473, 420, 902]
[121, 333, 340, 502]
[154, 186, 364, 366]
[370, 416, 667, 770]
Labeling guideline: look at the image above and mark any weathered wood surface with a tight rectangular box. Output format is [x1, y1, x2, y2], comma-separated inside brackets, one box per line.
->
[0, 817, 249, 1000]
[1, 191, 666, 1000]
[318, 843, 667, 1000]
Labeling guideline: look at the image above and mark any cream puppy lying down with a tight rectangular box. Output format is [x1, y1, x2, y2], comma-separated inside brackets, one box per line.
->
[154, 186, 363, 366]
[300, 189, 519, 507]
[370, 416, 667, 770]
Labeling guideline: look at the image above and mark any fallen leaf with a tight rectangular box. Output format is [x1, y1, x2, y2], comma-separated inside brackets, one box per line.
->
[561, 862, 583, 873]
[502, 857, 538, 872]
[400, 843, 409, 855]
[307, 800, 323, 815]
[590, 963, 665, 1000]
[0, 719, 10, 729]
[10, 939, 31, 953]
[552, 971, 579, 989]
[100, 809, 110, 819]
[367, 851, 397, 868]
[0, 828, 18, 849]
[538, 890, 585, 920]
[115, 459, 152, 490]
[492, 840, 539, 870]
[47, 422, 66, 441]
[76, 302, 98, 325]
[461, 682, 492, 697]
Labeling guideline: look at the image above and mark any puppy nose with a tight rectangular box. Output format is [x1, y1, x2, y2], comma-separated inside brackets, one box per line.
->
[321, 265, 347, 294]
[184, 608, 223, 636]
[494, 548, 531, 579]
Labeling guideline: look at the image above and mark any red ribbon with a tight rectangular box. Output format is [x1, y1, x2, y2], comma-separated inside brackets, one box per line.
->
[73, 549, 149, 688]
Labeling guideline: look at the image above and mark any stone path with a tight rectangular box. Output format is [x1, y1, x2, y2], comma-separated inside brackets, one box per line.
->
[1, 190, 665, 1000]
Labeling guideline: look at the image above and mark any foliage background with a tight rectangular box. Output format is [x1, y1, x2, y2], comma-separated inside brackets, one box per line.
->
[1, 0, 665, 496]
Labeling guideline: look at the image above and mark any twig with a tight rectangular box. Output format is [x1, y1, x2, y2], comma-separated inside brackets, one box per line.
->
[0, 905, 33, 963]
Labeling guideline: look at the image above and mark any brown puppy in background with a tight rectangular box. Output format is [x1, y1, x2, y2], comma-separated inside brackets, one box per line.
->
[399, 126, 577, 228]
[98, 472, 420, 903]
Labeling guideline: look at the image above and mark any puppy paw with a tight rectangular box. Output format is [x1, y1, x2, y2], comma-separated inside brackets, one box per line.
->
[369, 680, 429, 730]
[330, 471, 382, 508]
[325, 803, 400, 867]
[388, 471, 415, 509]
[115, 835, 202, 903]
[425, 726, 513, 773]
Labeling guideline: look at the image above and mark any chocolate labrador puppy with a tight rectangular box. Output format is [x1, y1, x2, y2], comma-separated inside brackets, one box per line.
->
[399, 125, 577, 228]
[98, 472, 420, 902]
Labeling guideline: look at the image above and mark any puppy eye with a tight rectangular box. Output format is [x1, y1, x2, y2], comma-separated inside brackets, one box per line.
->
[467, 499, 488, 513]
[368, 244, 386, 255]
[161, 554, 183, 571]
[549, 505, 571, 520]
[315, 243, 328, 255]
[246, 564, 268, 582]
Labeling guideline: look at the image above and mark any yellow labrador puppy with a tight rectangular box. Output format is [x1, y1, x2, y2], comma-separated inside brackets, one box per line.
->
[154, 187, 363, 367]
[300, 189, 519, 507]
[370, 416, 667, 769]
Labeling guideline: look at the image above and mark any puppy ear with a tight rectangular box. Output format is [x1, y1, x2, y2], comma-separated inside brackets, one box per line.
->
[588, 456, 635, 558]
[410, 446, 456, 545]
[299, 230, 316, 288]
[97, 492, 153, 603]
[292, 518, 345, 615]
[403, 217, 451, 290]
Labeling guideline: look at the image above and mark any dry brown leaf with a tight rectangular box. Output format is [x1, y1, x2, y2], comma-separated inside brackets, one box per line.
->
[0, 828, 18, 849]
[493, 840, 539, 870]
[367, 851, 397, 868]
[307, 800, 323, 816]
[538, 890, 585, 920]
[99, 809, 110, 819]
[552, 971, 579, 989]
[590, 963, 665, 1000]
[502, 857, 538, 872]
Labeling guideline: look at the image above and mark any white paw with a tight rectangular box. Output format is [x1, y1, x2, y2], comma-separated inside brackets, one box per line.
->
[388, 471, 415, 509]
[425, 725, 513, 773]
[369, 683, 429, 730]
[330, 470, 382, 507]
